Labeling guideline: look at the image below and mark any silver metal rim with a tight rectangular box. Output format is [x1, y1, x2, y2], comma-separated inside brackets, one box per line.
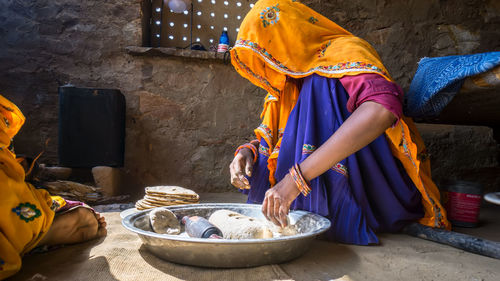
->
[122, 203, 331, 244]
[484, 192, 500, 205]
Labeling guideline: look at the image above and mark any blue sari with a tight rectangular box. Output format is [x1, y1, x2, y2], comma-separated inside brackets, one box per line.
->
[245, 74, 424, 245]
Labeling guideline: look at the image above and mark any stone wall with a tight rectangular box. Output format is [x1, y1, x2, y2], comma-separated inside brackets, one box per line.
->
[417, 124, 500, 193]
[1, 0, 499, 195]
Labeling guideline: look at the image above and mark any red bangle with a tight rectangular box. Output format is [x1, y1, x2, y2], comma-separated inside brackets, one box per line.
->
[234, 143, 258, 163]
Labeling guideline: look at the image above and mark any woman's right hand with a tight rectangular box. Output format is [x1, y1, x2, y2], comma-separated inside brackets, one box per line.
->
[229, 147, 254, 189]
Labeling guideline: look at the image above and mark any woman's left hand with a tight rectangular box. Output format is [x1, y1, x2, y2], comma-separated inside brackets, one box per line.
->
[262, 173, 301, 227]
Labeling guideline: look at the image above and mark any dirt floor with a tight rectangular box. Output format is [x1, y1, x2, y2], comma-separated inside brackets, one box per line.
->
[10, 192, 500, 281]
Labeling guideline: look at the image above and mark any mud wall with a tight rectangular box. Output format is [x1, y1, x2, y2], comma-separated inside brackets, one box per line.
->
[1, 0, 499, 195]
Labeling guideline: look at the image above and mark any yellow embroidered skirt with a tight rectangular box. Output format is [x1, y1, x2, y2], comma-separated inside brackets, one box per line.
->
[0, 95, 58, 280]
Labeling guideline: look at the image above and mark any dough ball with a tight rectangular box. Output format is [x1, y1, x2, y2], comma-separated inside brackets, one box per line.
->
[265, 220, 298, 237]
[149, 208, 181, 235]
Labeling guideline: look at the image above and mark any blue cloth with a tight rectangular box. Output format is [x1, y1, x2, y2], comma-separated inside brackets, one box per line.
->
[244, 74, 424, 245]
[405, 52, 500, 118]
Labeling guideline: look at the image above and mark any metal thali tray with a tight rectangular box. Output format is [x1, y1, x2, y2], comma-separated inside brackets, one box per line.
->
[122, 203, 330, 268]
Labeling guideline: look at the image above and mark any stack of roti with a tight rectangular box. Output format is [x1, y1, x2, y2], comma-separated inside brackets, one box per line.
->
[135, 185, 200, 210]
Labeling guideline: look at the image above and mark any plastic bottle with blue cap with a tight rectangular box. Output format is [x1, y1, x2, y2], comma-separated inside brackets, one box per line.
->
[217, 30, 229, 53]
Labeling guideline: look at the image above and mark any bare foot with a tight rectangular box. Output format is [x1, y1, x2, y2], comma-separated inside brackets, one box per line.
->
[39, 207, 107, 246]
[94, 211, 107, 238]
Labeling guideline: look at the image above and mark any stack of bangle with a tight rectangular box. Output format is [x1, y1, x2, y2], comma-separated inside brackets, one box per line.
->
[234, 141, 259, 163]
[289, 163, 311, 196]
[249, 139, 260, 148]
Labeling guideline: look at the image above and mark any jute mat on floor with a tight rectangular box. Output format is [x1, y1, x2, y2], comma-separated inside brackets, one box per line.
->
[11, 212, 293, 281]
[10, 201, 500, 281]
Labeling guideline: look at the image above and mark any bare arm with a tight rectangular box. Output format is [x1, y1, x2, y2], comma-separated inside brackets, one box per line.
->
[263, 101, 397, 226]
[299, 101, 396, 181]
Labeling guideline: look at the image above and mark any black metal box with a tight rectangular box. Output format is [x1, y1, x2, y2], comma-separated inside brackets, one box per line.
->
[58, 86, 125, 167]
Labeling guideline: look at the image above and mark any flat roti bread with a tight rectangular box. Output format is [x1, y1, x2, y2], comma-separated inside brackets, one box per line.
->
[142, 198, 194, 207]
[136, 199, 164, 209]
[137, 185, 200, 210]
[144, 195, 199, 204]
[145, 186, 199, 199]
[145, 194, 200, 201]
[135, 201, 151, 210]
[140, 199, 163, 207]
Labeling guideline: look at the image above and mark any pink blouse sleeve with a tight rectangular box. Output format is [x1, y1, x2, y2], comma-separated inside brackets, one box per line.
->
[339, 73, 404, 121]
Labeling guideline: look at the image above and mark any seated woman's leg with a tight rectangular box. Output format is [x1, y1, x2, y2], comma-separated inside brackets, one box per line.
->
[38, 208, 107, 246]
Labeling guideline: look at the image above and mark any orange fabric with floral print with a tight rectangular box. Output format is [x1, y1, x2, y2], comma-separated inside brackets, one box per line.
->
[231, 0, 450, 230]
[231, 0, 393, 99]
